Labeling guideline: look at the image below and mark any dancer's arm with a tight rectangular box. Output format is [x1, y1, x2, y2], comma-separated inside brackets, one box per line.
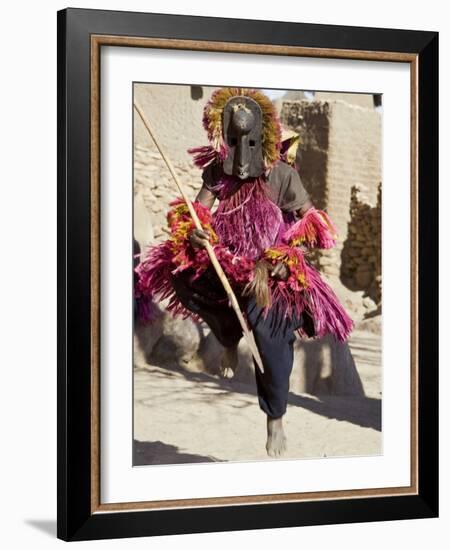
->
[195, 185, 216, 209]
[189, 185, 216, 248]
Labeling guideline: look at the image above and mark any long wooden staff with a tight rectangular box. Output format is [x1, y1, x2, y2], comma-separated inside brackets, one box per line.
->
[134, 102, 264, 374]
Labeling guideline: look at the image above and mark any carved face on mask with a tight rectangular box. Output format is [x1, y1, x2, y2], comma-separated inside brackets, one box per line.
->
[222, 96, 264, 180]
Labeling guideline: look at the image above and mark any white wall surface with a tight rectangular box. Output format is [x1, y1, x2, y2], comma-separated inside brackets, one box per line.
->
[0, 0, 447, 548]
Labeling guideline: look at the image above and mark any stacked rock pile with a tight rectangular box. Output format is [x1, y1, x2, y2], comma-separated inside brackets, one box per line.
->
[340, 183, 381, 306]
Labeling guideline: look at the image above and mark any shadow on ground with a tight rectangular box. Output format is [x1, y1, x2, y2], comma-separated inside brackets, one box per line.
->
[287, 393, 381, 431]
[135, 364, 381, 432]
[133, 439, 220, 466]
[24, 519, 56, 537]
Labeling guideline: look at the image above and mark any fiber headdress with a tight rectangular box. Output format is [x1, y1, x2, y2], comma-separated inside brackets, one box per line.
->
[189, 87, 282, 170]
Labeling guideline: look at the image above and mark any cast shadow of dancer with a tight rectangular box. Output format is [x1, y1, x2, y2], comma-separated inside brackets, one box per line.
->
[133, 439, 219, 466]
[136, 343, 381, 433]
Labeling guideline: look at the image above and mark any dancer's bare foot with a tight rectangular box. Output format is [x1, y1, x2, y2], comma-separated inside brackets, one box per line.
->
[219, 345, 239, 379]
[266, 415, 287, 457]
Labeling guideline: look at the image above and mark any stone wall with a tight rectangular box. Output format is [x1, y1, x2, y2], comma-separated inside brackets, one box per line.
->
[134, 144, 203, 250]
[280, 99, 382, 301]
[341, 184, 382, 306]
[133, 84, 217, 251]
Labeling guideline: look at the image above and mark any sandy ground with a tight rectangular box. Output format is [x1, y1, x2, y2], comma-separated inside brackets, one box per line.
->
[133, 329, 381, 465]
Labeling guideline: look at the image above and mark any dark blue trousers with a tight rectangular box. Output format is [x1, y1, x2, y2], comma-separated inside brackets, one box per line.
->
[246, 298, 303, 418]
[171, 267, 304, 418]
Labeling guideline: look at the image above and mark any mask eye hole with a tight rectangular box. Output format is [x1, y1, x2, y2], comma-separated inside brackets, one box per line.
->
[249, 139, 256, 147]
[229, 137, 237, 146]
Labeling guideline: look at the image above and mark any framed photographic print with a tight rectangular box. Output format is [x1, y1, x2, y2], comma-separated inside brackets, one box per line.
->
[57, 7, 438, 542]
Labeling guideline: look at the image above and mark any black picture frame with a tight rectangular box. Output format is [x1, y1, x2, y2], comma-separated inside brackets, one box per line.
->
[57, 7, 438, 542]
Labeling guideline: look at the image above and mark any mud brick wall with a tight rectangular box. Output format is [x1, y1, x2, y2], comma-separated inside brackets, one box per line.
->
[280, 101, 330, 211]
[134, 83, 214, 164]
[315, 91, 374, 108]
[280, 99, 382, 294]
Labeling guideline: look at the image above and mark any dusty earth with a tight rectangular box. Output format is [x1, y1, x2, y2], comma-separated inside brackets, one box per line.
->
[133, 327, 382, 465]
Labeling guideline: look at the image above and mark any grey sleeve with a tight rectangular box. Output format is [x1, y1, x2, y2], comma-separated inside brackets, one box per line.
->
[279, 167, 311, 212]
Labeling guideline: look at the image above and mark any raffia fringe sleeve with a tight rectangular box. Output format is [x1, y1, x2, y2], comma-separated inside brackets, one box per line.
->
[259, 244, 354, 342]
[282, 207, 338, 249]
[135, 198, 255, 324]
